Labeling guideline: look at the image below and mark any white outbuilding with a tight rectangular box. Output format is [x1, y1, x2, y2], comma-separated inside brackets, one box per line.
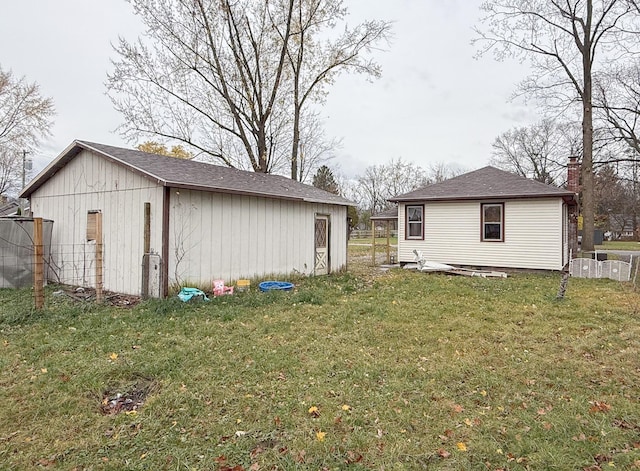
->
[20, 140, 352, 296]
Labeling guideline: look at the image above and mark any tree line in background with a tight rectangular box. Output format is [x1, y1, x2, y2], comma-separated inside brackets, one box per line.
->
[2, 1, 640, 244]
[310, 159, 463, 231]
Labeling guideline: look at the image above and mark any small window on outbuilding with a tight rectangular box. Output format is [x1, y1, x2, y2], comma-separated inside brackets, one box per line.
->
[87, 210, 101, 242]
[481, 203, 504, 242]
[405, 205, 424, 240]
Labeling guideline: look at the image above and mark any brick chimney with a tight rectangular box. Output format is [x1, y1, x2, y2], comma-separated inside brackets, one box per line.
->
[567, 156, 580, 193]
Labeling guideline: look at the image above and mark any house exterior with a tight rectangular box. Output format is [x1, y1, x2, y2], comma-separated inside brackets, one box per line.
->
[389, 166, 577, 271]
[0, 199, 20, 216]
[20, 140, 352, 296]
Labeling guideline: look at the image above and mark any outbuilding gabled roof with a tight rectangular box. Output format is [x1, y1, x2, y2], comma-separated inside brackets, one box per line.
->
[389, 166, 575, 203]
[370, 206, 398, 220]
[20, 140, 353, 206]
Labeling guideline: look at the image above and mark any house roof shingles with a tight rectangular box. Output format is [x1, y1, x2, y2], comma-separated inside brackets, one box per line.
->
[389, 166, 575, 202]
[21, 140, 353, 206]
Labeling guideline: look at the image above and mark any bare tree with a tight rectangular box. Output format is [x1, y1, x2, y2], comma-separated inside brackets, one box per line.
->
[595, 61, 640, 157]
[427, 161, 465, 183]
[490, 120, 581, 185]
[278, 0, 391, 180]
[0, 66, 54, 197]
[0, 149, 21, 197]
[595, 163, 639, 237]
[355, 158, 428, 214]
[108, 0, 295, 173]
[474, 0, 640, 251]
[108, 0, 390, 178]
[290, 110, 342, 183]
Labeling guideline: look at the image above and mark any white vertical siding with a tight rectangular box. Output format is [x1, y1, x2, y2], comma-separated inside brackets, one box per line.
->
[167, 189, 347, 287]
[398, 198, 565, 270]
[29, 148, 349, 295]
[29, 149, 164, 295]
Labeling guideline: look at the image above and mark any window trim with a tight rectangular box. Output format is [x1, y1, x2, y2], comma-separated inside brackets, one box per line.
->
[481, 202, 504, 242]
[405, 204, 424, 240]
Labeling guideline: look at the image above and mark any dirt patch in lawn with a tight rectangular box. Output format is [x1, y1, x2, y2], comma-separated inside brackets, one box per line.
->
[55, 286, 141, 308]
[99, 379, 158, 415]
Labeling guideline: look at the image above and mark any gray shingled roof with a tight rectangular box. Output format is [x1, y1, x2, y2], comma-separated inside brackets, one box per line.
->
[389, 166, 575, 202]
[21, 140, 353, 206]
[370, 206, 398, 220]
[0, 200, 19, 216]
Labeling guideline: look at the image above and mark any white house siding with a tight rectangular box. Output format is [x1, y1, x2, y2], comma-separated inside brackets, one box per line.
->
[398, 198, 565, 270]
[167, 189, 347, 287]
[29, 149, 165, 295]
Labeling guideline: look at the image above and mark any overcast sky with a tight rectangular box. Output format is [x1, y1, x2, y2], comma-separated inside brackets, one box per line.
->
[0, 0, 539, 181]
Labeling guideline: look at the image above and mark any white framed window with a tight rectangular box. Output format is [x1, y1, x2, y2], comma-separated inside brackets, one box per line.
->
[481, 203, 504, 241]
[405, 205, 424, 240]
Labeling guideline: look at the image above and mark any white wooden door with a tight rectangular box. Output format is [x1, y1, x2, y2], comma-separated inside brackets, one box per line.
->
[314, 215, 329, 275]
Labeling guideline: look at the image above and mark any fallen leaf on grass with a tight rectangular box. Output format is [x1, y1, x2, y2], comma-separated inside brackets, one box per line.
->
[316, 431, 326, 442]
[437, 448, 451, 458]
[452, 404, 464, 414]
[589, 401, 612, 413]
[456, 442, 467, 451]
[594, 454, 611, 464]
[294, 450, 306, 463]
[308, 406, 320, 417]
[612, 419, 640, 430]
[38, 457, 56, 467]
[109, 353, 118, 361]
[345, 450, 363, 464]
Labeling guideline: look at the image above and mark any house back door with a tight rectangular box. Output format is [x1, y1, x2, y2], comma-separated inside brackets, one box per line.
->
[314, 215, 329, 275]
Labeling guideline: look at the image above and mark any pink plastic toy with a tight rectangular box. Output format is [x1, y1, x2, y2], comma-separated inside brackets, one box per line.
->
[212, 279, 234, 296]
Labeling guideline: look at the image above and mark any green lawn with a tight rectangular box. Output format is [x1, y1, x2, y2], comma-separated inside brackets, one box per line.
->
[349, 237, 399, 246]
[1, 268, 639, 470]
[596, 240, 640, 251]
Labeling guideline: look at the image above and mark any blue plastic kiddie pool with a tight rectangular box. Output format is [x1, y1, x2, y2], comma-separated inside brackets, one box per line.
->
[258, 281, 294, 292]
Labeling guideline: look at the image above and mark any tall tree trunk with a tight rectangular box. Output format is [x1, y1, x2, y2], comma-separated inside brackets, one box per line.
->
[257, 127, 269, 173]
[291, 103, 300, 181]
[581, 0, 595, 252]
